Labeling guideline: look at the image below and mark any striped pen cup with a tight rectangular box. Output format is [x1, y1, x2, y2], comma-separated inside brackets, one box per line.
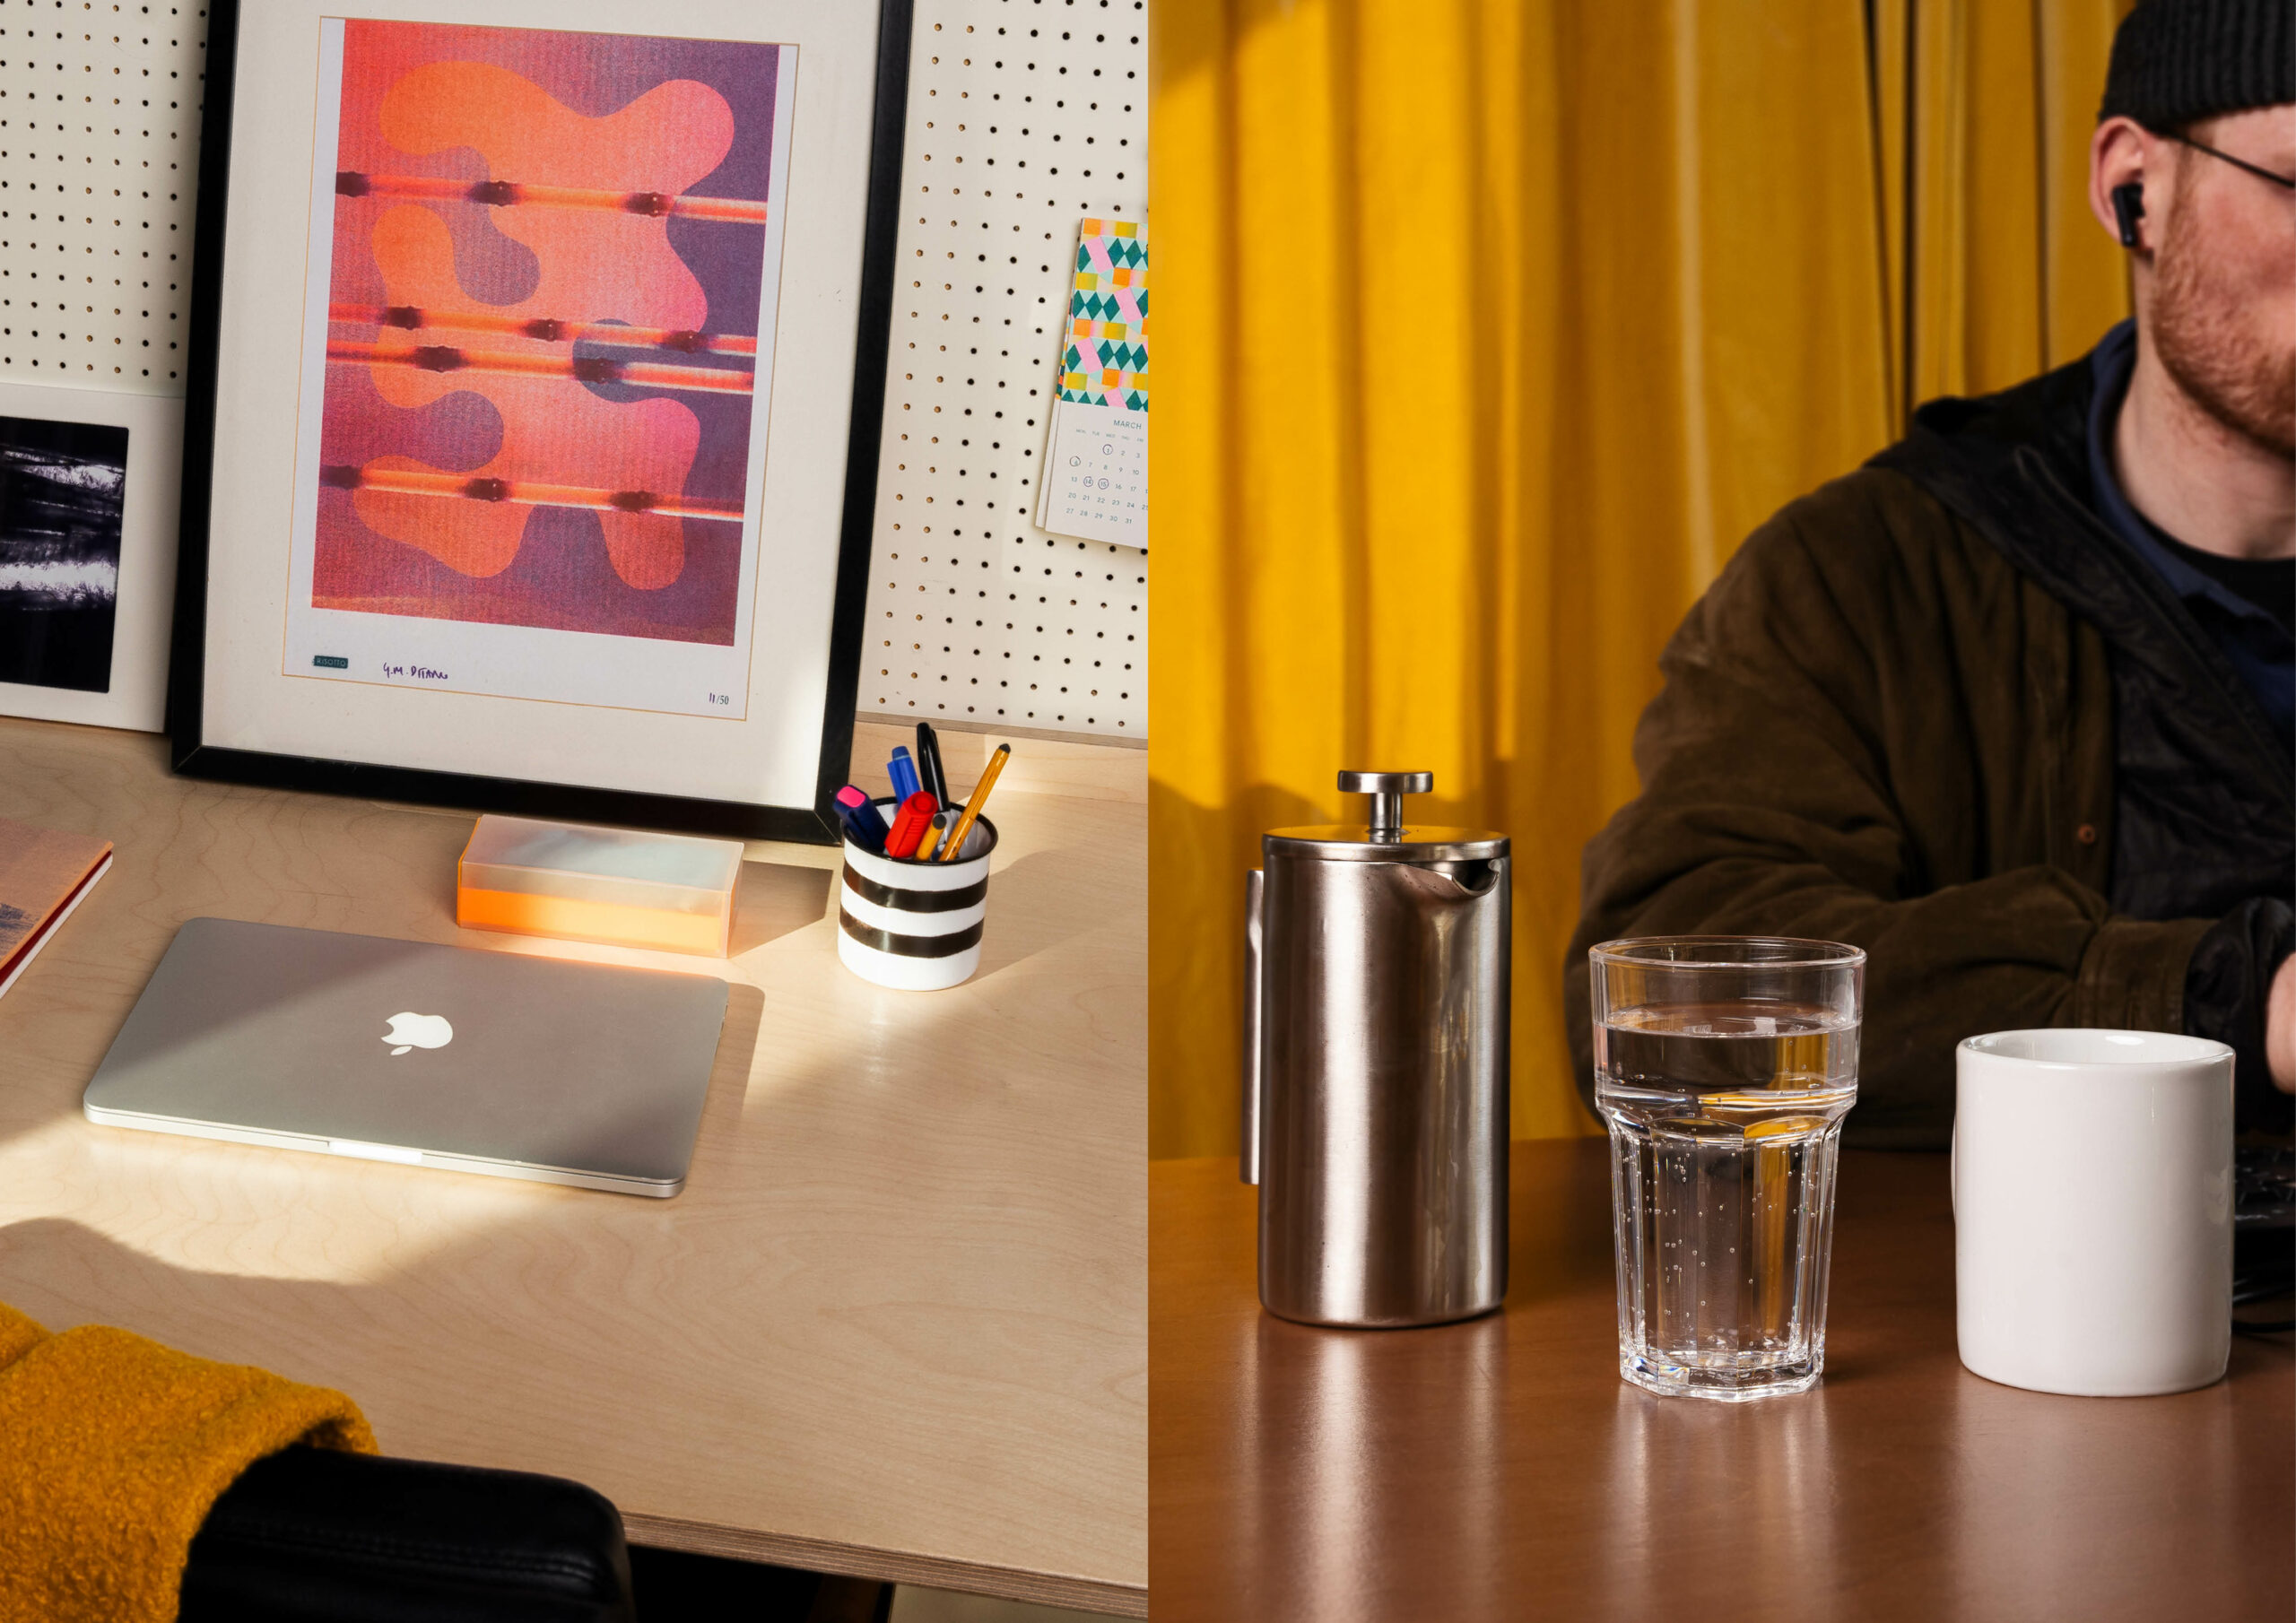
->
[836, 798, 998, 990]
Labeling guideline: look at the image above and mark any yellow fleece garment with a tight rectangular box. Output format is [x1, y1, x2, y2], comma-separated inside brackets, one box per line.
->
[0, 1299, 376, 1623]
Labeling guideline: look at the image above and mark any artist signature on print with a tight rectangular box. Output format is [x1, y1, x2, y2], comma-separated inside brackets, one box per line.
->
[382, 662, 450, 682]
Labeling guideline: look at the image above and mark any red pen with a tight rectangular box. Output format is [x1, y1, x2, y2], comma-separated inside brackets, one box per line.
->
[883, 789, 941, 859]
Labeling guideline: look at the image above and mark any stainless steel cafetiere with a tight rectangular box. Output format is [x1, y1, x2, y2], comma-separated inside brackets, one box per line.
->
[1244, 771, 1510, 1327]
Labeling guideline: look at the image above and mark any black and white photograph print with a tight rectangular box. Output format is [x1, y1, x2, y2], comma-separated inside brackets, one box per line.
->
[0, 414, 130, 694]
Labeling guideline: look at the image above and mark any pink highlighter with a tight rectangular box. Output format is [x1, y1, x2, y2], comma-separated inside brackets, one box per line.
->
[834, 784, 888, 829]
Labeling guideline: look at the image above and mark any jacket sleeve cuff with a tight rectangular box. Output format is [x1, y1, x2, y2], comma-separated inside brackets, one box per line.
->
[2183, 898, 2296, 1137]
[2068, 914, 2215, 1033]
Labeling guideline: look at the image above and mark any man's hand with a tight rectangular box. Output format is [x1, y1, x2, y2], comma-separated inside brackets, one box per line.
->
[2270, 954, 2296, 1094]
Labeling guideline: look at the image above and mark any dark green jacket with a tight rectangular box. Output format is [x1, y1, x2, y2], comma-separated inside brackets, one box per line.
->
[1566, 352, 2294, 1149]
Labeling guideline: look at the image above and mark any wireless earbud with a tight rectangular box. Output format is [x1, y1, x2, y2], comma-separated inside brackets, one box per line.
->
[2112, 180, 2145, 248]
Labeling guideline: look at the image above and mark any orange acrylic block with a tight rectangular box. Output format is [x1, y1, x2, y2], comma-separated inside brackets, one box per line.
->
[457, 815, 743, 957]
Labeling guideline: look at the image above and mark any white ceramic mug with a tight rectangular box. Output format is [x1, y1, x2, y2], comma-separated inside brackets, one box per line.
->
[1954, 1028, 2234, 1397]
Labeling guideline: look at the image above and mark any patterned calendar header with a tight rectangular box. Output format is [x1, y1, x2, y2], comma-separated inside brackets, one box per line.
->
[1060, 220, 1147, 412]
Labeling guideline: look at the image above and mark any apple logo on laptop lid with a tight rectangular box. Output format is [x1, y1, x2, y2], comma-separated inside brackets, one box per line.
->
[382, 1011, 454, 1057]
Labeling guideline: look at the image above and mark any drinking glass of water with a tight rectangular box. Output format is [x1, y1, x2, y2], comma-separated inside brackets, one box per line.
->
[1588, 937, 1864, 1400]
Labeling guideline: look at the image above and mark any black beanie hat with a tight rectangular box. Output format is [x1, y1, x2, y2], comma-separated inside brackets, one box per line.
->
[2098, 0, 2293, 129]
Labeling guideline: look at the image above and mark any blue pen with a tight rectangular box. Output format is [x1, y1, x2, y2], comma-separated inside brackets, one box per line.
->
[889, 746, 923, 803]
[838, 804, 887, 854]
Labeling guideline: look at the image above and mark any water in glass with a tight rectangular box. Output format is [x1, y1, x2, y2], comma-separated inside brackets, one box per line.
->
[1596, 1001, 1857, 1399]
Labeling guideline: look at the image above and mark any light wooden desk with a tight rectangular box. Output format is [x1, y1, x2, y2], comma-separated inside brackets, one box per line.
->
[0, 716, 1145, 1617]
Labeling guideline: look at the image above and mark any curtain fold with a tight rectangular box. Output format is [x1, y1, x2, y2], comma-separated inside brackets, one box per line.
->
[1151, 0, 2135, 1159]
[1895, 0, 2134, 411]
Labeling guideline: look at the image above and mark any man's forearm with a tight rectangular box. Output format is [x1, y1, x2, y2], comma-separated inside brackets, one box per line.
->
[1569, 857, 2218, 1148]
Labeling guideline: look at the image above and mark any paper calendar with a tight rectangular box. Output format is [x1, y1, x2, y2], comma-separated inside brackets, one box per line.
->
[1036, 219, 1146, 549]
[1044, 407, 1146, 543]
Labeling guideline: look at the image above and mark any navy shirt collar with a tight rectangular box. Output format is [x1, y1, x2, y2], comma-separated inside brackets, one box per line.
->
[2086, 320, 2295, 742]
[2086, 322, 2289, 638]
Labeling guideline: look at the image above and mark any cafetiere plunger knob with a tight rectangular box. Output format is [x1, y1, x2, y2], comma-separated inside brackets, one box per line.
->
[1338, 770, 1433, 842]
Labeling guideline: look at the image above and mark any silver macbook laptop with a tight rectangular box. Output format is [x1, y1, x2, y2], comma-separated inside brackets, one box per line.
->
[83, 918, 730, 1197]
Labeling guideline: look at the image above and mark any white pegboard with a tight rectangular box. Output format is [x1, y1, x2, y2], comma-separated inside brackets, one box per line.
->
[863, 0, 1146, 738]
[0, 0, 205, 392]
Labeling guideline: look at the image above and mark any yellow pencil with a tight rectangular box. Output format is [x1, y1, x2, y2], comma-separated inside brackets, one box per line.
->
[913, 812, 946, 862]
[939, 743, 1011, 861]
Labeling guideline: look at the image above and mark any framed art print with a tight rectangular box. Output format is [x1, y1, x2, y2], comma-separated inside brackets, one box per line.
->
[0, 383, 182, 733]
[171, 0, 909, 841]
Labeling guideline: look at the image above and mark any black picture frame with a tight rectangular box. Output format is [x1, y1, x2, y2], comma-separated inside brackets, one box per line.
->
[168, 0, 913, 845]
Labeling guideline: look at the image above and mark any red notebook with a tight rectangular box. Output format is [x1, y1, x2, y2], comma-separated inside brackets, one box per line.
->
[0, 817, 112, 1000]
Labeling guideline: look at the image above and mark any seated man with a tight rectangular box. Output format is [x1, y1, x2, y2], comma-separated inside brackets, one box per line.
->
[1567, 0, 2293, 1147]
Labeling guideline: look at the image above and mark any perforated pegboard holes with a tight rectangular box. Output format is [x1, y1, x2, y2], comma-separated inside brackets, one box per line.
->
[863, 0, 1146, 738]
[0, 0, 205, 396]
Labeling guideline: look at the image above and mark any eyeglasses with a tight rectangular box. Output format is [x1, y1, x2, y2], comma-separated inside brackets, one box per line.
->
[2161, 129, 2296, 192]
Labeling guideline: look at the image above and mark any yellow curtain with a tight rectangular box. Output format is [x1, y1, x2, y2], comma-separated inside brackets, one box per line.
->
[1885, 0, 2135, 413]
[1150, 0, 2134, 1159]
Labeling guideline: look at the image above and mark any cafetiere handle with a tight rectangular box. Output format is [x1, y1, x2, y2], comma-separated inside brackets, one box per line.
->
[1242, 869, 1264, 1185]
[1338, 770, 1434, 841]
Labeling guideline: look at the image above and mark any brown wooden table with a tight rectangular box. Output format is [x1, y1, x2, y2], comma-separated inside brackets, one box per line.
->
[1152, 1138, 2292, 1622]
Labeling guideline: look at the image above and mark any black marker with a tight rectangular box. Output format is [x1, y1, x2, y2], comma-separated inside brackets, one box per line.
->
[916, 722, 949, 812]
